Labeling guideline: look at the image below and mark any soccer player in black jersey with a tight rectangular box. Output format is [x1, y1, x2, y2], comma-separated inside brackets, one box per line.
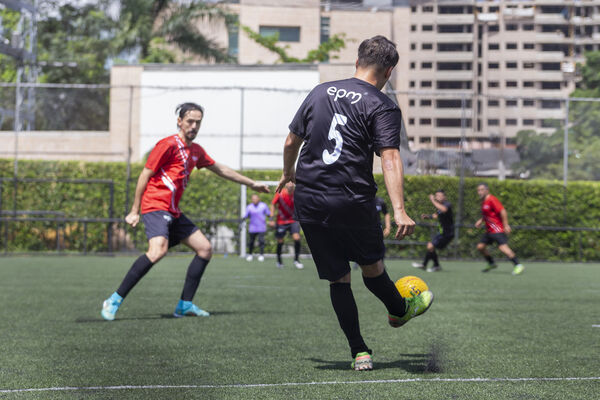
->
[276, 35, 434, 371]
[412, 190, 454, 272]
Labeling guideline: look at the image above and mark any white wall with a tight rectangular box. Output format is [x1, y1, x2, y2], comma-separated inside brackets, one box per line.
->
[139, 66, 319, 169]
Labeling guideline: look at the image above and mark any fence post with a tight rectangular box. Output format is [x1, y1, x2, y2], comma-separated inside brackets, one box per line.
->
[563, 98, 570, 225]
[108, 181, 114, 253]
[239, 88, 246, 258]
[455, 94, 468, 259]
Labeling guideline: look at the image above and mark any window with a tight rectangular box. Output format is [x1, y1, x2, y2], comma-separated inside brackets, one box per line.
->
[541, 100, 562, 109]
[523, 62, 535, 69]
[409, 81, 415, 88]
[523, 119, 535, 126]
[506, 119, 518, 126]
[423, 5, 433, 12]
[542, 81, 561, 90]
[320, 17, 330, 44]
[488, 119, 499, 126]
[506, 24, 518, 31]
[506, 42, 517, 50]
[437, 99, 471, 108]
[411, 25, 417, 32]
[523, 24, 534, 31]
[523, 81, 535, 88]
[488, 25, 499, 32]
[420, 118, 432, 125]
[421, 62, 432, 69]
[506, 81, 518, 88]
[259, 26, 300, 42]
[409, 99, 415, 106]
[506, 62, 517, 69]
[409, 118, 415, 125]
[488, 43, 500, 50]
[411, 6, 417, 12]
[488, 81, 499, 88]
[411, 43, 416, 50]
[506, 100, 518, 107]
[410, 62, 415, 69]
[420, 99, 432, 106]
[422, 25, 433, 31]
[488, 99, 499, 107]
[541, 62, 561, 71]
[421, 81, 432, 88]
[523, 43, 535, 50]
[437, 119, 471, 128]
[523, 99, 535, 106]
[227, 16, 239, 59]
[422, 43, 433, 50]
[488, 62, 499, 69]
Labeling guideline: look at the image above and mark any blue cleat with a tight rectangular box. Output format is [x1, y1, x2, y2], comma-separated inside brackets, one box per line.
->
[174, 300, 210, 318]
[101, 292, 123, 321]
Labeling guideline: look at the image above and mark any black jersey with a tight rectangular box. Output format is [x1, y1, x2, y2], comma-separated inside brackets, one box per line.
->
[289, 77, 403, 228]
[437, 200, 455, 236]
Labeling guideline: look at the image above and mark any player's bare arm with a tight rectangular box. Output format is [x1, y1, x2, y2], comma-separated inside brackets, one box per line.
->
[380, 147, 415, 240]
[126, 167, 155, 227]
[207, 162, 269, 193]
[500, 208, 511, 234]
[276, 132, 303, 193]
[383, 213, 391, 237]
[429, 194, 448, 213]
[475, 218, 483, 228]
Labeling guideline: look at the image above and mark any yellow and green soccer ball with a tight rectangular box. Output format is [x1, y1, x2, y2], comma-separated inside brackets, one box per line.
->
[395, 275, 429, 298]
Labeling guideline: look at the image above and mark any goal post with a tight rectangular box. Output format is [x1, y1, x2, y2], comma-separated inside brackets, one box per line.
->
[239, 180, 280, 258]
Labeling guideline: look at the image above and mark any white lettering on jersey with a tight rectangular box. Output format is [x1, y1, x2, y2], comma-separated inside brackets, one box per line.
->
[326, 86, 362, 104]
[322, 113, 347, 165]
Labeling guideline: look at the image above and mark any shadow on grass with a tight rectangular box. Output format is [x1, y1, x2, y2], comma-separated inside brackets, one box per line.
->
[74, 310, 242, 323]
[309, 352, 442, 373]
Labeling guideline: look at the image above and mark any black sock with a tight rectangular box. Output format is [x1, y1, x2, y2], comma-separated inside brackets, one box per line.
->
[362, 269, 406, 317]
[294, 240, 301, 261]
[484, 255, 495, 265]
[116, 254, 154, 298]
[510, 257, 520, 266]
[330, 282, 370, 358]
[276, 242, 283, 263]
[180, 256, 210, 301]
[431, 250, 440, 267]
[422, 251, 431, 267]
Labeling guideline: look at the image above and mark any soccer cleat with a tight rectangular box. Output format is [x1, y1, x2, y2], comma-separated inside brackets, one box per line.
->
[101, 292, 123, 321]
[245, 254, 253, 262]
[512, 264, 525, 275]
[351, 352, 373, 371]
[257, 255, 265, 262]
[388, 290, 434, 328]
[481, 263, 498, 273]
[173, 300, 210, 318]
[276, 262, 284, 269]
[294, 260, 304, 269]
[427, 265, 442, 272]
[412, 262, 425, 269]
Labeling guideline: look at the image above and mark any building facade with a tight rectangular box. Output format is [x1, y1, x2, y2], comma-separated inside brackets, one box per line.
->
[215, 0, 600, 150]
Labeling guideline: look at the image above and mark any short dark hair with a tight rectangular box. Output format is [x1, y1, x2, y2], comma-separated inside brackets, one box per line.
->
[477, 183, 489, 189]
[357, 35, 399, 71]
[435, 189, 445, 194]
[176, 102, 204, 119]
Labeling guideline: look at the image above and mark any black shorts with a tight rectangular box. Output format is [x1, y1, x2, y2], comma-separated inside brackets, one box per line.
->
[275, 222, 301, 239]
[301, 223, 385, 282]
[432, 233, 454, 250]
[141, 211, 198, 248]
[479, 232, 509, 246]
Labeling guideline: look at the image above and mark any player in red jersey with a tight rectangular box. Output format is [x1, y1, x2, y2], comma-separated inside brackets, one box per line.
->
[475, 183, 524, 275]
[269, 182, 303, 269]
[101, 102, 269, 320]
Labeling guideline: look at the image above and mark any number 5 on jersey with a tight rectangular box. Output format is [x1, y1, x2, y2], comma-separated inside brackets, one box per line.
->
[322, 113, 347, 165]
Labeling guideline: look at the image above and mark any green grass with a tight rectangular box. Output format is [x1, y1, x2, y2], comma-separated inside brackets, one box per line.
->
[0, 256, 598, 399]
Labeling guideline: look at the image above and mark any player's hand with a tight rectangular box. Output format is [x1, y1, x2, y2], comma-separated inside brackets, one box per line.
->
[268, 220, 276, 228]
[251, 182, 270, 193]
[420, 213, 428, 220]
[125, 212, 140, 228]
[504, 224, 511, 234]
[474, 219, 482, 229]
[429, 194, 435, 202]
[394, 210, 415, 240]
[275, 172, 295, 193]
[383, 227, 391, 237]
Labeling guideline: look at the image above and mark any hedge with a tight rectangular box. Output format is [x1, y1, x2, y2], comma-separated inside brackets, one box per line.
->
[1, 159, 599, 261]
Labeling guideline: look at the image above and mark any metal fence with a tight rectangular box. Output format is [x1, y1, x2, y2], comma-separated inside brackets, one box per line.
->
[0, 82, 599, 260]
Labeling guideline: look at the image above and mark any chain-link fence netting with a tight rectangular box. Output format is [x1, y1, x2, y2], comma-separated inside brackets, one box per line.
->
[0, 82, 599, 260]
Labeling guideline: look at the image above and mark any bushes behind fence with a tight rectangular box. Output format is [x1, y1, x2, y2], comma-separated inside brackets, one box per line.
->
[1, 159, 599, 260]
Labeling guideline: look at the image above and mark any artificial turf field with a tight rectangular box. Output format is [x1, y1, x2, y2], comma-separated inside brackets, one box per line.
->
[0, 256, 598, 399]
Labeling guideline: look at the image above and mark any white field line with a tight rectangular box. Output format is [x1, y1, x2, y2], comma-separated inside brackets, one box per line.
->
[1, 377, 600, 394]
[592, 325, 600, 328]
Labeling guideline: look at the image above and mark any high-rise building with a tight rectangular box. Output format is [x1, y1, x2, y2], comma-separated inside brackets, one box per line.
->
[208, 1, 598, 150]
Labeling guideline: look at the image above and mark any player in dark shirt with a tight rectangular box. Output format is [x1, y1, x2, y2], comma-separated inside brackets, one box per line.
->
[375, 197, 392, 237]
[276, 35, 434, 371]
[412, 190, 454, 272]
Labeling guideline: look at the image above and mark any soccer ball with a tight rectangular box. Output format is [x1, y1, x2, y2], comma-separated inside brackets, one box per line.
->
[395, 276, 429, 298]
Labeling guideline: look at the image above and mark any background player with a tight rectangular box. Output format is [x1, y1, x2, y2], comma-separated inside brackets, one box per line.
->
[475, 183, 524, 275]
[277, 35, 434, 371]
[101, 102, 269, 321]
[412, 190, 454, 272]
[243, 194, 270, 262]
[269, 182, 303, 269]
[375, 196, 392, 237]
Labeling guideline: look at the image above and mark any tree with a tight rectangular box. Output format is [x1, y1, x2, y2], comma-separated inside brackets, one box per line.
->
[241, 25, 347, 63]
[515, 51, 600, 181]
